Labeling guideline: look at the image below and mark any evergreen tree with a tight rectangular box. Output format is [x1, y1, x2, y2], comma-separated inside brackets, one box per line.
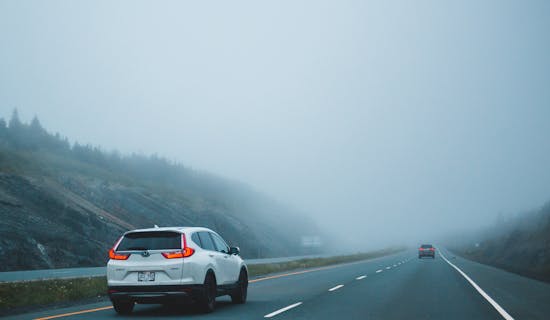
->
[8, 109, 22, 130]
[7, 108, 28, 149]
[0, 118, 7, 146]
[0, 118, 6, 136]
[27, 115, 48, 149]
[30, 115, 45, 133]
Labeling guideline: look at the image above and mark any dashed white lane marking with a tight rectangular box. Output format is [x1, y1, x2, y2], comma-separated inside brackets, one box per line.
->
[385, 266, 391, 269]
[264, 302, 303, 318]
[356, 275, 367, 280]
[328, 284, 344, 292]
[376, 269, 383, 273]
[439, 251, 514, 320]
[393, 264, 397, 267]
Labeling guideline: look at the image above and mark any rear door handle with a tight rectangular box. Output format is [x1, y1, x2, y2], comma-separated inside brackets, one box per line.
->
[208, 254, 214, 258]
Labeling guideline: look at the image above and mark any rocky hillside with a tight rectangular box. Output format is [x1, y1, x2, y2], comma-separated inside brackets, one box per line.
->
[0, 111, 321, 271]
[448, 201, 550, 282]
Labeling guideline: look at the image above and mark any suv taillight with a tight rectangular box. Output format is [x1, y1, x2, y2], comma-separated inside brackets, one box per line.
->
[109, 236, 130, 260]
[109, 248, 130, 260]
[162, 233, 195, 259]
[430, 247, 435, 251]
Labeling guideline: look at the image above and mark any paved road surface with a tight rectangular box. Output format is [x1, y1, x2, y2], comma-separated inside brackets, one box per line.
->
[7, 249, 550, 319]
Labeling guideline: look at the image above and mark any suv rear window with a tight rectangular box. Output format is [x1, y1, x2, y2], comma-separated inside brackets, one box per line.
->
[421, 244, 433, 248]
[117, 231, 182, 251]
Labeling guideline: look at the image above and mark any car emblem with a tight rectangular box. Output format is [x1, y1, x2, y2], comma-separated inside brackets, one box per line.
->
[141, 250, 150, 257]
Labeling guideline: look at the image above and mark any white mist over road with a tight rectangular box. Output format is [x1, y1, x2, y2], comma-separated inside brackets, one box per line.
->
[1, 1, 550, 248]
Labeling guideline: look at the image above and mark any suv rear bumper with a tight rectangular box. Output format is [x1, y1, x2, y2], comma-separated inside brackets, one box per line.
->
[108, 285, 204, 304]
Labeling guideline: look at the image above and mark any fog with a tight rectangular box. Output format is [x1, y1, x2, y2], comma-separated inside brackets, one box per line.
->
[1, 1, 550, 249]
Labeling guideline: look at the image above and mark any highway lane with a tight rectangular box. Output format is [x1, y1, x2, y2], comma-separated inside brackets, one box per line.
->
[8, 249, 550, 320]
[275, 251, 505, 319]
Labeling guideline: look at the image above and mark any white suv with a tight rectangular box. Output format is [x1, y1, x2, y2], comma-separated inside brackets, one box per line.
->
[107, 226, 248, 314]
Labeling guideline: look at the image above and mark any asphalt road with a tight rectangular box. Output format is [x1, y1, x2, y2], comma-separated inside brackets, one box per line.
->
[8, 249, 550, 320]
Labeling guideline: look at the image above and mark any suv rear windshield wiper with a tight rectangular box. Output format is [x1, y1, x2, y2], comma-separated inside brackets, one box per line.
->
[124, 247, 148, 250]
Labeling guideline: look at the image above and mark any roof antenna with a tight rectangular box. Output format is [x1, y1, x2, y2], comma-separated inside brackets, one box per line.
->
[154, 224, 159, 228]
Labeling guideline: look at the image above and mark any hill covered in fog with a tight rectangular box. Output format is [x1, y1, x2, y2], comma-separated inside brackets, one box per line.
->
[0, 110, 321, 271]
[449, 201, 550, 282]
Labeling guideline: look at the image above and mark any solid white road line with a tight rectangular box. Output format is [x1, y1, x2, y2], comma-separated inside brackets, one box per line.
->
[328, 284, 344, 291]
[439, 251, 514, 320]
[356, 275, 367, 280]
[376, 269, 383, 273]
[264, 302, 303, 318]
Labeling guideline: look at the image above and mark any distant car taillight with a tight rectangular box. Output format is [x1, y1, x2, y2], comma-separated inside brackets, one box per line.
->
[162, 233, 195, 259]
[430, 248, 435, 251]
[108, 236, 131, 260]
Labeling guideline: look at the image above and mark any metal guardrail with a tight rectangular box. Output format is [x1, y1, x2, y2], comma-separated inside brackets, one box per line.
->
[0, 254, 335, 283]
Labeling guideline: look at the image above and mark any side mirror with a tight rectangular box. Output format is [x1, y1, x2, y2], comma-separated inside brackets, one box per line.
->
[229, 246, 240, 255]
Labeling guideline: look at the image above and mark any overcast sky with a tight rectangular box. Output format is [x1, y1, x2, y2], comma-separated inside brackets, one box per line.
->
[1, 0, 549, 247]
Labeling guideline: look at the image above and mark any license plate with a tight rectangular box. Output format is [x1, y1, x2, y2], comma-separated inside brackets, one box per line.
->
[138, 271, 155, 282]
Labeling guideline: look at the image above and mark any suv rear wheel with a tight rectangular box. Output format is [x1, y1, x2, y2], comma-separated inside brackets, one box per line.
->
[113, 301, 134, 314]
[199, 272, 217, 313]
[231, 269, 248, 304]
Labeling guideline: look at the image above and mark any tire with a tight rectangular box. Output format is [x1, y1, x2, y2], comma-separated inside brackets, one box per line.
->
[231, 269, 248, 304]
[113, 301, 134, 314]
[199, 272, 217, 313]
